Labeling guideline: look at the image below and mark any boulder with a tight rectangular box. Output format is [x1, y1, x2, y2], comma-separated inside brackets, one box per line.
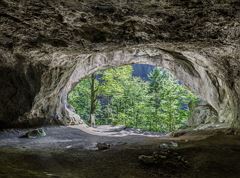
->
[20, 128, 46, 139]
[96, 143, 111, 150]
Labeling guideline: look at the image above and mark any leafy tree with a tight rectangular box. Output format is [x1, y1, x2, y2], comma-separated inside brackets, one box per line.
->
[68, 75, 101, 124]
[68, 65, 198, 132]
[147, 68, 198, 131]
[109, 77, 149, 128]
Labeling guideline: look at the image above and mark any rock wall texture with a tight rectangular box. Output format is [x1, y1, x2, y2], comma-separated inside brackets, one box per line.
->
[0, 0, 240, 128]
[188, 100, 219, 127]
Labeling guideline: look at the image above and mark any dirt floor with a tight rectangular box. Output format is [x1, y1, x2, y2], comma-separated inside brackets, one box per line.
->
[0, 125, 240, 178]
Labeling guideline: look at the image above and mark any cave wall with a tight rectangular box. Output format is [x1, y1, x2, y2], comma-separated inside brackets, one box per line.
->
[0, 51, 43, 128]
[188, 100, 219, 127]
[16, 46, 240, 128]
[0, 0, 240, 128]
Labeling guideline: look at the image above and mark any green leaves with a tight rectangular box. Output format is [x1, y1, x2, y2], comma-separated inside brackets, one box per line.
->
[68, 65, 198, 133]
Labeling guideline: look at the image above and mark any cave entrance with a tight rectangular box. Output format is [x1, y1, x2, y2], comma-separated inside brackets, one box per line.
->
[68, 64, 202, 133]
[58, 48, 233, 133]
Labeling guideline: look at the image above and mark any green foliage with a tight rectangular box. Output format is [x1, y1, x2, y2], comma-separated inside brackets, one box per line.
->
[146, 68, 198, 131]
[68, 65, 198, 133]
[68, 77, 101, 122]
[100, 65, 133, 97]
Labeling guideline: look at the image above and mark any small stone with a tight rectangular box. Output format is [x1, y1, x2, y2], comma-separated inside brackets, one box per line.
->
[153, 152, 158, 157]
[171, 130, 187, 137]
[159, 142, 178, 149]
[159, 143, 169, 149]
[19, 128, 46, 139]
[138, 155, 156, 165]
[170, 141, 178, 148]
[96, 143, 111, 150]
[159, 155, 167, 159]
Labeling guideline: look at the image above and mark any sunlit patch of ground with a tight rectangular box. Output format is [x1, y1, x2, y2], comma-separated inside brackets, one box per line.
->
[71, 125, 167, 137]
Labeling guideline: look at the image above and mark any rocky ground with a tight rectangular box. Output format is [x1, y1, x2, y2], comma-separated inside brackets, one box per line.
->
[0, 125, 240, 178]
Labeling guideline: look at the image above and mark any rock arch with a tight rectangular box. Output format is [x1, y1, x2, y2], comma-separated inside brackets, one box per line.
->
[0, 0, 240, 129]
[13, 45, 238, 129]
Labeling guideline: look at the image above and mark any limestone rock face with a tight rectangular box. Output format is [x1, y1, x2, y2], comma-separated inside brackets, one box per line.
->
[188, 100, 219, 127]
[0, 0, 240, 128]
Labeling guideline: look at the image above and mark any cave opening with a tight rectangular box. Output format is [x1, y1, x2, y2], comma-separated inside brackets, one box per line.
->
[1, 0, 240, 177]
[67, 63, 205, 134]
[59, 48, 230, 135]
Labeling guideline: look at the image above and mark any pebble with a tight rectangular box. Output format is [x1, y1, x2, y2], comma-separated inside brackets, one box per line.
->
[96, 142, 111, 150]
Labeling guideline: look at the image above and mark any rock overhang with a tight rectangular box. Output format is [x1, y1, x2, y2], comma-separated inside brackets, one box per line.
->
[0, 0, 240, 128]
[10, 44, 236, 128]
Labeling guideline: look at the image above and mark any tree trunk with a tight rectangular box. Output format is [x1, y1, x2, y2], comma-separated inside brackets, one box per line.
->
[90, 73, 97, 127]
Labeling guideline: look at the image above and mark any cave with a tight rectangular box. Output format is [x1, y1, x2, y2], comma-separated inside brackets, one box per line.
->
[1, 0, 240, 177]
[67, 62, 219, 132]
[1, 47, 237, 129]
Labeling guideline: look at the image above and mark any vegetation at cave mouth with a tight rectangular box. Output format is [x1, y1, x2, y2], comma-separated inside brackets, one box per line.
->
[68, 65, 198, 132]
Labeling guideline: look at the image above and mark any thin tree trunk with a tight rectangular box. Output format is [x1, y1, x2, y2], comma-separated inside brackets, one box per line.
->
[90, 73, 97, 127]
[135, 112, 138, 128]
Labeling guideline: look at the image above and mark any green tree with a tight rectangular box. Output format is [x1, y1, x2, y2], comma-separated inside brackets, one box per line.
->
[89, 73, 98, 126]
[68, 65, 198, 132]
[68, 74, 101, 125]
[148, 67, 198, 132]
[109, 77, 149, 128]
